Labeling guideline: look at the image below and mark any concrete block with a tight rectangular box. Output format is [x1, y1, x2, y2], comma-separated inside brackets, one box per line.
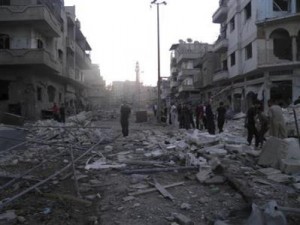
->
[280, 159, 300, 174]
[258, 168, 281, 176]
[172, 213, 194, 225]
[267, 174, 291, 183]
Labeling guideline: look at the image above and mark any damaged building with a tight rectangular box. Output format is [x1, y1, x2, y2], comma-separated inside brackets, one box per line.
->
[0, 0, 93, 120]
[168, 0, 300, 112]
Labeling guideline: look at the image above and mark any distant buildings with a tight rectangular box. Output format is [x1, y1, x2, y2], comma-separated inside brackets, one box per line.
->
[0, 0, 107, 119]
[166, 0, 300, 112]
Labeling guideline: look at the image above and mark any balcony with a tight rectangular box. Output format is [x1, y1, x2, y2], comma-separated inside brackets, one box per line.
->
[212, 5, 228, 23]
[177, 52, 201, 64]
[67, 67, 75, 79]
[75, 43, 91, 69]
[213, 38, 228, 53]
[66, 38, 75, 52]
[178, 68, 200, 81]
[257, 49, 300, 69]
[213, 70, 229, 82]
[170, 80, 178, 88]
[0, 5, 61, 37]
[0, 49, 61, 73]
[178, 84, 195, 93]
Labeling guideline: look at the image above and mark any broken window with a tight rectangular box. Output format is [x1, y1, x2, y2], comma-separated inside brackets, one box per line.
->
[0, 80, 9, 101]
[270, 28, 292, 60]
[230, 52, 236, 66]
[245, 2, 252, 20]
[0, 0, 10, 6]
[273, 0, 288, 11]
[37, 39, 43, 49]
[47, 85, 56, 102]
[37, 87, 42, 101]
[230, 17, 235, 32]
[0, 34, 10, 49]
[245, 43, 252, 60]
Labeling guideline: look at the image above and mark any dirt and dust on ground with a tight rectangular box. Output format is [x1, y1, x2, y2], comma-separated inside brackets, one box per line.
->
[0, 110, 299, 225]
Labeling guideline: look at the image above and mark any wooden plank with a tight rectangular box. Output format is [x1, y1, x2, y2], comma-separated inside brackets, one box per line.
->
[154, 178, 174, 200]
[129, 182, 184, 196]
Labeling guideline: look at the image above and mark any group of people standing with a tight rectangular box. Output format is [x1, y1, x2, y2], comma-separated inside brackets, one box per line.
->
[169, 101, 227, 135]
[245, 99, 287, 149]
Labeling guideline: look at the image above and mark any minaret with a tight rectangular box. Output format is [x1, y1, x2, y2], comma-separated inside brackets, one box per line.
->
[135, 62, 141, 109]
[135, 61, 140, 84]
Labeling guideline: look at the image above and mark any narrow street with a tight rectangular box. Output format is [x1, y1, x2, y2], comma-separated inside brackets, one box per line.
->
[0, 111, 299, 225]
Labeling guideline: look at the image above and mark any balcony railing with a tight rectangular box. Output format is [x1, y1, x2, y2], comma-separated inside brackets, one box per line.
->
[178, 84, 195, 92]
[177, 52, 201, 64]
[178, 68, 200, 81]
[66, 38, 75, 52]
[75, 43, 91, 69]
[212, 4, 228, 23]
[0, 5, 61, 37]
[213, 37, 228, 53]
[257, 49, 300, 68]
[213, 69, 229, 82]
[170, 80, 178, 88]
[0, 49, 61, 72]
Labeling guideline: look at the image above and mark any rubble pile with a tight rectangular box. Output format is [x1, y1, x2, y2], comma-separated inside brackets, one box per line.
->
[0, 114, 299, 225]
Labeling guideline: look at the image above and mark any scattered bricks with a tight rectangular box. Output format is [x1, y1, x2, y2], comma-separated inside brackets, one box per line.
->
[172, 213, 194, 225]
[280, 159, 300, 174]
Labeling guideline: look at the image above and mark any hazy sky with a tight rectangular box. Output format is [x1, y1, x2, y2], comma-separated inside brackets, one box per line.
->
[64, 0, 220, 86]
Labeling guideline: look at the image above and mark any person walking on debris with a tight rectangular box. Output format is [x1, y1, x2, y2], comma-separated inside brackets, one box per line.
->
[170, 103, 177, 127]
[245, 101, 259, 147]
[52, 102, 60, 121]
[60, 103, 65, 123]
[216, 102, 226, 133]
[195, 103, 204, 130]
[255, 105, 269, 148]
[177, 103, 184, 129]
[120, 102, 131, 137]
[268, 99, 287, 139]
[205, 103, 215, 134]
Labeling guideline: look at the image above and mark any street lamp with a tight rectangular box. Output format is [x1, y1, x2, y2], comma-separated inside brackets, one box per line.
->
[151, 0, 167, 123]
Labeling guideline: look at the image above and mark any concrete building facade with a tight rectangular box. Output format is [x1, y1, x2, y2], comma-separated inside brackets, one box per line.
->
[168, 0, 300, 113]
[0, 0, 93, 119]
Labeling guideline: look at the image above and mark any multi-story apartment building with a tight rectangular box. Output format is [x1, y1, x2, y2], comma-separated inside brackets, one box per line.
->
[84, 64, 107, 110]
[0, 0, 92, 119]
[212, 0, 300, 112]
[169, 40, 212, 104]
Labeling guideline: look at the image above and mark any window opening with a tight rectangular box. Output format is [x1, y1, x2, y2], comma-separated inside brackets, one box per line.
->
[37, 87, 42, 101]
[230, 52, 236, 66]
[245, 43, 253, 59]
[37, 39, 43, 49]
[0, 80, 9, 101]
[230, 17, 235, 32]
[0, 0, 10, 6]
[273, 0, 288, 11]
[245, 2, 252, 20]
[47, 85, 56, 102]
[0, 34, 10, 49]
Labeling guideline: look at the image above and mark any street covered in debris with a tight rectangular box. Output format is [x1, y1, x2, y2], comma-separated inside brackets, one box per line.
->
[0, 109, 299, 225]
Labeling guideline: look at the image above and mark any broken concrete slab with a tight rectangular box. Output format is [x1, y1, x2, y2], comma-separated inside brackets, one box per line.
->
[258, 168, 282, 176]
[267, 173, 291, 184]
[280, 159, 300, 174]
[204, 175, 226, 185]
[172, 213, 194, 225]
[258, 137, 300, 169]
[196, 168, 212, 183]
[205, 148, 228, 157]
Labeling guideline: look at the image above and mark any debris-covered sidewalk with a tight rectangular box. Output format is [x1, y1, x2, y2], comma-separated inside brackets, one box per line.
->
[0, 112, 299, 225]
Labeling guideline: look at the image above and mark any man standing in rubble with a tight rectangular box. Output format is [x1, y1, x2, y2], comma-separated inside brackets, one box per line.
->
[120, 102, 131, 137]
[268, 99, 287, 139]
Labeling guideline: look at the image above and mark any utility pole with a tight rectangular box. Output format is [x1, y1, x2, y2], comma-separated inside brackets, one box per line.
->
[151, 0, 167, 123]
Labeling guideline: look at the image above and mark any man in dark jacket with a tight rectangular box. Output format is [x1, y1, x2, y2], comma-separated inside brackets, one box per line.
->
[245, 102, 259, 147]
[120, 103, 131, 137]
[216, 102, 226, 133]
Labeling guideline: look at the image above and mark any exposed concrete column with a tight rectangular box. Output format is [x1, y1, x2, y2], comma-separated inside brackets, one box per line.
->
[263, 71, 270, 112]
[292, 36, 297, 61]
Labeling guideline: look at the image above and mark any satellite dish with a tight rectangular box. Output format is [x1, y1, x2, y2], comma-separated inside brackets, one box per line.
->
[187, 38, 193, 43]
